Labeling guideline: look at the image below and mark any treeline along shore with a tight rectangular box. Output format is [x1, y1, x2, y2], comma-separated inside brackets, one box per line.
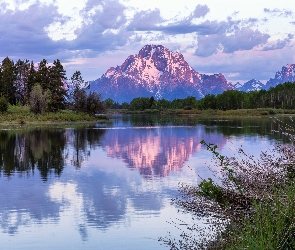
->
[0, 57, 107, 125]
[105, 81, 295, 116]
[1, 56, 295, 125]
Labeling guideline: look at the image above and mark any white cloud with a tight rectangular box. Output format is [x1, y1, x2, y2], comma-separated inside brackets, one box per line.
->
[1, 0, 295, 82]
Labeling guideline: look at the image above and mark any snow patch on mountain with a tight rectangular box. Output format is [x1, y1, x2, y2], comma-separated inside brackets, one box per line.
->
[88, 45, 234, 103]
[235, 79, 265, 92]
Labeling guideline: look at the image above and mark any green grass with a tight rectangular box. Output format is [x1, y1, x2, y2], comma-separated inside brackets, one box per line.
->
[0, 105, 108, 126]
[124, 108, 295, 117]
[166, 138, 295, 249]
[166, 108, 295, 117]
[227, 185, 295, 249]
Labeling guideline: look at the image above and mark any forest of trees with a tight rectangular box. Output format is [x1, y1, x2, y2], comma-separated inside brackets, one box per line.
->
[2, 56, 295, 114]
[122, 82, 295, 111]
[0, 57, 104, 115]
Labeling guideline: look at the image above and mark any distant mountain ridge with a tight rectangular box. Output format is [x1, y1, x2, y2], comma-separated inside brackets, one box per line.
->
[235, 64, 295, 92]
[265, 64, 295, 89]
[89, 45, 233, 102]
[234, 79, 265, 92]
[88, 45, 295, 102]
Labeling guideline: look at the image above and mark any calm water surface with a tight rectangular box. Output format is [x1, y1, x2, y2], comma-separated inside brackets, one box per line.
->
[0, 114, 288, 249]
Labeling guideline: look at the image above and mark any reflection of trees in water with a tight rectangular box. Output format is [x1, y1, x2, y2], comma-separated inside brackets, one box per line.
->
[0, 129, 66, 180]
[32, 129, 66, 180]
[70, 128, 90, 168]
[0, 127, 106, 178]
[198, 118, 289, 139]
[69, 127, 106, 168]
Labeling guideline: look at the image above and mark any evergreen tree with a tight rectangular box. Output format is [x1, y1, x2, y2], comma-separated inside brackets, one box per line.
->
[70, 71, 88, 112]
[14, 59, 30, 105]
[0, 57, 16, 104]
[26, 61, 36, 105]
[34, 59, 67, 112]
[47, 59, 68, 111]
[35, 59, 50, 88]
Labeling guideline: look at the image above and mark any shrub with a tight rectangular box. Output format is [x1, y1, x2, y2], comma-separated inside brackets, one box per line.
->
[161, 121, 295, 249]
[268, 109, 277, 115]
[183, 105, 192, 110]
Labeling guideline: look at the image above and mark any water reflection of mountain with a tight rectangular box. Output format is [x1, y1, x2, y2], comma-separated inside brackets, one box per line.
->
[0, 117, 288, 243]
[101, 126, 227, 177]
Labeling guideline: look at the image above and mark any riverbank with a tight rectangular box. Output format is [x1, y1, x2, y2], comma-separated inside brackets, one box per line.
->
[164, 135, 295, 249]
[109, 108, 295, 117]
[0, 105, 108, 126]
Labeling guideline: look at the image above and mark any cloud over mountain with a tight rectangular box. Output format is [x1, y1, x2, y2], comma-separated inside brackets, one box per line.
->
[0, 0, 294, 84]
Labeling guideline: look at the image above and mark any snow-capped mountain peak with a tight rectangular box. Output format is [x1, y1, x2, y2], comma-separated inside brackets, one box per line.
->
[90, 44, 233, 102]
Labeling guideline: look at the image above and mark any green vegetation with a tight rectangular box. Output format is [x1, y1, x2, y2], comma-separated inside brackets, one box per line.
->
[161, 125, 295, 249]
[105, 81, 295, 115]
[0, 57, 106, 124]
[0, 95, 8, 113]
[0, 104, 107, 126]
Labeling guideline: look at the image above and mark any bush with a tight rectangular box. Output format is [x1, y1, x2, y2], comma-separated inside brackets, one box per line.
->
[183, 105, 192, 110]
[268, 109, 277, 115]
[0, 95, 8, 113]
[161, 123, 295, 249]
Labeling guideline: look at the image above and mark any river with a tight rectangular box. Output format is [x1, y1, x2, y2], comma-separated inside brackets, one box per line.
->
[0, 114, 289, 249]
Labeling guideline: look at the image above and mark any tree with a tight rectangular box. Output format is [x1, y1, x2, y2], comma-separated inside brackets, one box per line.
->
[121, 102, 129, 109]
[14, 59, 31, 105]
[47, 59, 67, 111]
[129, 97, 151, 111]
[35, 59, 67, 112]
[29, 84, 50, 114]
[149, 96, 155, 108]
[25, 61, 36, 105]
[86, 92, 105, 115]
[70, 71, 88, 112]
[73, 89, 87, 112]
[157, 98, 171, 110]
[198, 94, 216, 110]
[70, 70, 89, 90]
[104, 98, 115, 109]
[0, 57, 16, 104]
[0, 95, 8, 113]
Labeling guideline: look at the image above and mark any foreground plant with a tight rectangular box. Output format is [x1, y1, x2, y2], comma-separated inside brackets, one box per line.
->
[161, 119, 295, 249]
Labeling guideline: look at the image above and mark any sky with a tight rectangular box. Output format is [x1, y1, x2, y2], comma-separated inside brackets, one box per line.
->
[1, 0, 295, 84]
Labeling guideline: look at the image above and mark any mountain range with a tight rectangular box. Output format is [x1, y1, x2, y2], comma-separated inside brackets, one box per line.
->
[89, 45, 295, 103]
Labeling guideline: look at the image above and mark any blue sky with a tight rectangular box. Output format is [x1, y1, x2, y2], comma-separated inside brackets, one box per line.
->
[1, 0, 295, 83]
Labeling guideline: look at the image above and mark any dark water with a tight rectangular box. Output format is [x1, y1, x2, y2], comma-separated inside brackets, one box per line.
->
[0, 114, 290, 249]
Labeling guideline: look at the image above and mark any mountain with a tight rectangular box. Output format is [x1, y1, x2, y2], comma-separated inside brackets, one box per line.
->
[234, 79, 265, 92]
[89, 45, 233, 102]
[264, 64, 295, 89]
[236, 64, 295, 92]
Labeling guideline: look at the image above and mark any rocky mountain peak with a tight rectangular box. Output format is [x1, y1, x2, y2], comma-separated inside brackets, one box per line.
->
[89, 45, 234, 102]
[265, 64, 295, 89]
[234, 79, 264, 92]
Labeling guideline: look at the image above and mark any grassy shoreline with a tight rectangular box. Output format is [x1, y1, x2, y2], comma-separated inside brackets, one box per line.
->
[0, 105, 108, 126]
[3, 106, 295, 126]
[111, 108, 295, 118]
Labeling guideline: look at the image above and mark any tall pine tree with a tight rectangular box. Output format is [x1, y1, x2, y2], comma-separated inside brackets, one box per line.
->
[0, 57, 16, 104]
